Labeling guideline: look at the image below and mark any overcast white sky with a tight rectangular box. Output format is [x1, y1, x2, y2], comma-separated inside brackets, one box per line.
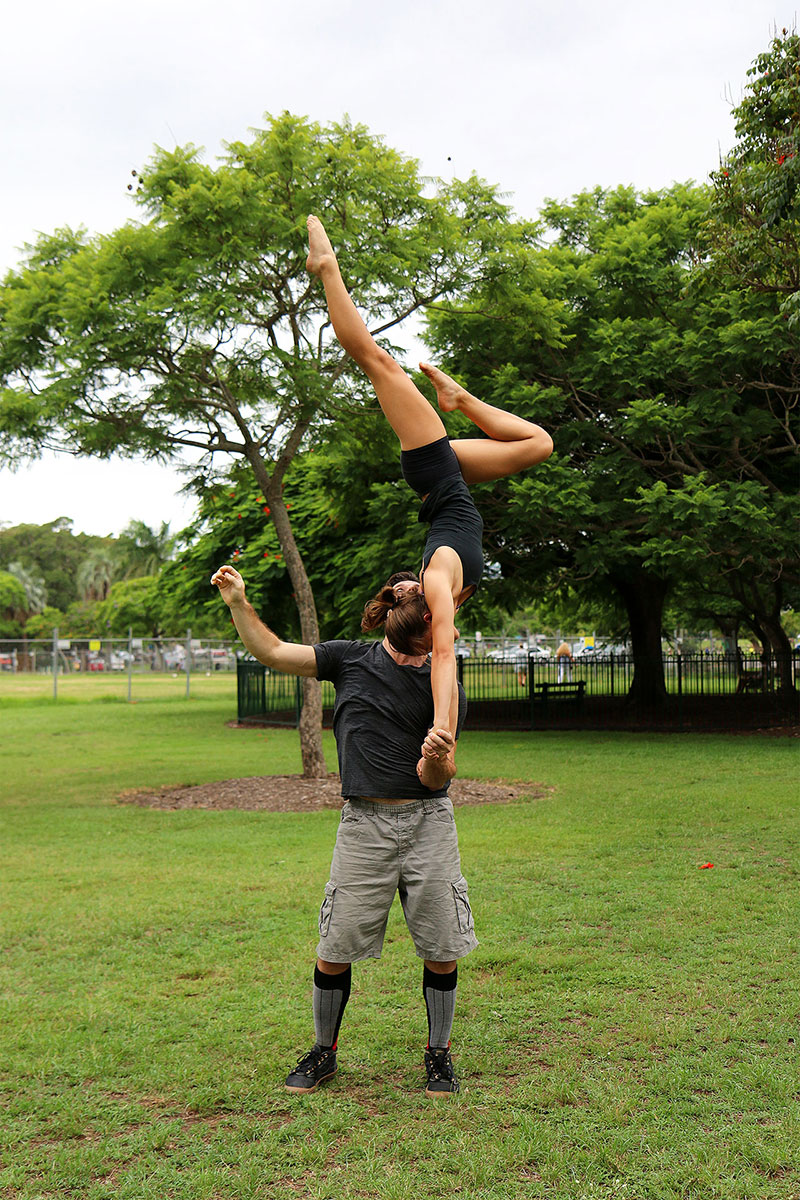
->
[0, 0, 793, 538]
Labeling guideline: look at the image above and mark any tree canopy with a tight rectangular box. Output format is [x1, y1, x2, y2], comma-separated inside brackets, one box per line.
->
[0, 518, 109, 612]
[0, 113, 510, 773]
[1, 40, 797, 708]
[426, 175, 798, 697]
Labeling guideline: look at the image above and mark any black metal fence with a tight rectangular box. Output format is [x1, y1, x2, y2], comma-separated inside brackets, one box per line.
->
[237, 652, 799, 732]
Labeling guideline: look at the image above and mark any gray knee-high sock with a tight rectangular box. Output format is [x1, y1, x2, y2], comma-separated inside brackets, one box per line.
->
[313, 965, 351, 1050]
[423, 965, 458, 1049]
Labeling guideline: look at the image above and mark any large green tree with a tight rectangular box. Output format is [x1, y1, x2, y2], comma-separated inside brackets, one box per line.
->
[709, 29, 799, 307]
[0, 114, 508, 773]
[0, 518, 108, 612]
[427, 177, 798, 701]
[694, 27, 800, 688]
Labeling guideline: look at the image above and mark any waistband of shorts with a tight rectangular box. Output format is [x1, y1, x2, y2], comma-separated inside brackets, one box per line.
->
[345, 795, 451, 815]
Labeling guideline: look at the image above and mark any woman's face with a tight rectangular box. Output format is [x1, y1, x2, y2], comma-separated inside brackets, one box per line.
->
[392, 580, 421, 599]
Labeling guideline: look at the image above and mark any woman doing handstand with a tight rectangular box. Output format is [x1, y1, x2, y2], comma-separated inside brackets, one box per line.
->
[306, 215, 553, 747]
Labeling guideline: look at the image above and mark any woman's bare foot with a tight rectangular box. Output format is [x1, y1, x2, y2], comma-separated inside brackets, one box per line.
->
[306, 215, 337, 276]
[419, 363, 468, 413]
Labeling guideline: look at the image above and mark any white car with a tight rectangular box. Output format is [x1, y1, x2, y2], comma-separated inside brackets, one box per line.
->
[488, 645, 543, 663]
[109, 651, 134, 670]
[487, 647, 519, 662]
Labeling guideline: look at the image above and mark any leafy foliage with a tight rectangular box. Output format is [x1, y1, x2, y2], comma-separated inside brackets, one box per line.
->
[0, 518, 109, 612]
[114, 521, 176, 579]
[709, 29, 800, 307]
[427, 177, 799, 695]
[0, 113, 511, 772]
[0, 569, 27, 636]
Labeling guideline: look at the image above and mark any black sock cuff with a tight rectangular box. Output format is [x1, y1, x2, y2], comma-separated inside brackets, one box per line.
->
[423, 964, 458, 992]
[315, 964, 351, 996]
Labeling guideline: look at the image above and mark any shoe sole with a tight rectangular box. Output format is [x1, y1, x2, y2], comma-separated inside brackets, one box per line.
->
[285, 1066, 338, 1094]
[425, 1085, 458, 1098]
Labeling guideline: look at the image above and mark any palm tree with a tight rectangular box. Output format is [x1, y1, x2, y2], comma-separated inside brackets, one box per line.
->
[115, 521, 176, 578]
[76, 552, 115, 601]
[6, 562, 48, 667]
[6, 562, 47, 615]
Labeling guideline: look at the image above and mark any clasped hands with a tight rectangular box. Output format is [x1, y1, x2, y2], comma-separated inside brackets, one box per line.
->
[420, 727, 454, 761]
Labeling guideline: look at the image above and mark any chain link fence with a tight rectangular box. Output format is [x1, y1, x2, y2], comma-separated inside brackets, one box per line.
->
[0, 633, 239, 698]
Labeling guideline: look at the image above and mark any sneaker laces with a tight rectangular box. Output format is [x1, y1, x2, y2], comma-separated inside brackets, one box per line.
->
[293, 1044, 332, 1076]
[425, 1047, 455, 1082]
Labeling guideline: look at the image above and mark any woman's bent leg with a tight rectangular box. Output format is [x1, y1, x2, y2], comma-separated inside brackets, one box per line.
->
[419, 363, 553, 484]
[307, 216, 445, 451]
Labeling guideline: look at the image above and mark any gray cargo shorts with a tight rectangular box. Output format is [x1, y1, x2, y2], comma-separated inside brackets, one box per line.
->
[316, 796, 478, 964]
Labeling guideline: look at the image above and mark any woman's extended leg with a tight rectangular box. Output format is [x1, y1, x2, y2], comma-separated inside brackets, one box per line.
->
[419, 363, 553, 484]
[307, 216, 444, 451]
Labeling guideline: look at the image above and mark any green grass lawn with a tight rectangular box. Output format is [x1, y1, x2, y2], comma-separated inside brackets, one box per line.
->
[1, 689, 798, 1199]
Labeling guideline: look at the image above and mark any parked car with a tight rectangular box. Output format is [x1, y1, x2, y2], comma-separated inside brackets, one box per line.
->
[487, 647, 517, 662]
[574, 643, 616, 658]
[487, 644, 543, 663]
[193, 646, 234, 670]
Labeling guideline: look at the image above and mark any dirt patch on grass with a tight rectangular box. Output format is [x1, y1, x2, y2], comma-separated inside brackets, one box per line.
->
[117, 774, 548, 813]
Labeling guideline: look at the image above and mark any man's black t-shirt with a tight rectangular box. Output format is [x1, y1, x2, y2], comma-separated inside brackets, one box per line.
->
[314, 640, 467, 800]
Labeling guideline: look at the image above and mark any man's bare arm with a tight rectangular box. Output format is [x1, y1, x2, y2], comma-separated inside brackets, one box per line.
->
[211, 565, 317, 676]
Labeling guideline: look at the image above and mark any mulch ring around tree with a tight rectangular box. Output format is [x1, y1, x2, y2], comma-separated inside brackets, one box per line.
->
[116, 774, 549, 813]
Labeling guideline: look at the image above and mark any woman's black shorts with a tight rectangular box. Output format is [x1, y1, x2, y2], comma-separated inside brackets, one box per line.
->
[400, 436, 462, 495]
[400, 437, 483, 595]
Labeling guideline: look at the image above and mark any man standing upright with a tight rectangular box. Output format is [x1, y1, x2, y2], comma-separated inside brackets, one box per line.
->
[212, 564, 477, 1098]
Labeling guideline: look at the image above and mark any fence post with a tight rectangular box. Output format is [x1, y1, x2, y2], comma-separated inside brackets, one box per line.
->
[676, 654, 683, 731]
[52, 627, 58, 701]
[295, 677, 302, 727]
[127, 626, 133, 703]
[529, 653, 536, 730]
[185, 628, 192, 699]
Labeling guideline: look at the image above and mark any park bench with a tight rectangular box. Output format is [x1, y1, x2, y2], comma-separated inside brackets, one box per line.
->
[736, 668, 769, 694]
[535, 680, 586, 705]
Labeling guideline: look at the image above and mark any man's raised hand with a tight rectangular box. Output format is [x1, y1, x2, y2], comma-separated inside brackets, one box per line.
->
[211, 564, 246, 607]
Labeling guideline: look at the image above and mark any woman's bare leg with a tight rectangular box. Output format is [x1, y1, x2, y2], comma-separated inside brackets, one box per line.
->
[307, 216, 445, 451]
[419, 363, 553, 484]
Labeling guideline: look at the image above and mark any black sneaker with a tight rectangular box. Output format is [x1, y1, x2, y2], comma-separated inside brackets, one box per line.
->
[424, 1046, 459, 1097]
[285, 1044, 338, 1093]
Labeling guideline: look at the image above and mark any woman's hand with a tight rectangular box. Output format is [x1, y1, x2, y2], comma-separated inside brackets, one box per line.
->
[421, 727, 454, 760]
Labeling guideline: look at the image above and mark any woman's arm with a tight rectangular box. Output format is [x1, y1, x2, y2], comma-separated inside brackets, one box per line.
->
[422, 567, 459, 735]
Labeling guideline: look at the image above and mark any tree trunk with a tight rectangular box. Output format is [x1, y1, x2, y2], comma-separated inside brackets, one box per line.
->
[735, 575, 796, 699]
[247, 452, 327, 778]
[608, 567, 669, 705]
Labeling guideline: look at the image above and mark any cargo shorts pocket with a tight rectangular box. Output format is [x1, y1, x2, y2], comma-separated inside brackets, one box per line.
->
[339, 804, 364, 836]
[318, 883, 336, 939]
[452, 876, 474, 935]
